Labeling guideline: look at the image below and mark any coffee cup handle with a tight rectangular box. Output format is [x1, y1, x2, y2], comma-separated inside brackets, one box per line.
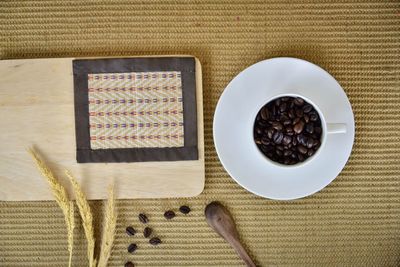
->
[327, 123, 347, 134]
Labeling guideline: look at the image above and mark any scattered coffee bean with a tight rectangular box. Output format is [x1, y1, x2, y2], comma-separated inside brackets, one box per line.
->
[179, 205, 191, 214]
[125, 261, 135, 267]
[126, 226, 136, 236]
[138, 213, 149, 224]
[128, 243, 137, 254]
[143, 227, 152, 238]
[164, 210, 175, 220]
[149, 237, 162, 246]
[254, 96, 323, 165]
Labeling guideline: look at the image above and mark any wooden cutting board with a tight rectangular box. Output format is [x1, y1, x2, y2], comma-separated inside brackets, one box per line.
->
[0, 56, 204, 201]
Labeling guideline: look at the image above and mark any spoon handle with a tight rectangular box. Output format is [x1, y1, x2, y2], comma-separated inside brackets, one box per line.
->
[229, 238, 256, 267]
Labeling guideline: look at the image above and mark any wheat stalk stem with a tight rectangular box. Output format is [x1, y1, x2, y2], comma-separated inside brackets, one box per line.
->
[97, 185, 117, 267]
[28, 148, 75, 267]
[65, 171, 96, 267]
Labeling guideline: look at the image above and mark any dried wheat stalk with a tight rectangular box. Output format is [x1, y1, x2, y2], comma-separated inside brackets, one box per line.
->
[97, 185, 117, 267]
[65, 171, 96, 267]
[28, 148, 75, 267]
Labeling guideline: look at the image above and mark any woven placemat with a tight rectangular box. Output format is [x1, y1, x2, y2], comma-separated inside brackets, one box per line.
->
[1, 1, 399, 266]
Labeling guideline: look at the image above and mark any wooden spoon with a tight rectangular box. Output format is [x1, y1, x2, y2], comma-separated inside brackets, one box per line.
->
[205, 201, 256, 267]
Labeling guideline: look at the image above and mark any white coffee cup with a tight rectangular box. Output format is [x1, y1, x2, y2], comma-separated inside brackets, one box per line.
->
[253, 93, 347, 168]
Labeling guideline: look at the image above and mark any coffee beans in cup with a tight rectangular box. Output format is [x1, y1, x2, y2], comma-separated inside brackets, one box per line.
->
[254, 96, 322, 165]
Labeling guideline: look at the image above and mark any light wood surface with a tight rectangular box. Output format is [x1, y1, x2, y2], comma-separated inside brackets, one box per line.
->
[0, 56, 204, 201]
[205, 202, 256, 267]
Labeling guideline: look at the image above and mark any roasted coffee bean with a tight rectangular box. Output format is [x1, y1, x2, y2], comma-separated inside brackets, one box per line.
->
[294, 97, 304, 106]
[267, 129, 274, 139]
[164, 210, 176, 220]
[125, 261, 135, 267]
[179, 205, 191, 214]
[272, 122, 283, 131]
[138, 213, 149, 224]
[261, 137, 270, 145]
[307, 138, 315, 148]
[279, 102, 287, 112]
[295, 109, 304, 117]
[282, 135, 292, 145]
[272, 131, 284, 144]
[260, 107, 269, 120]
[280, 114, 289, 122]
[305, 123, 314, 134]
[292, 117, 301, 125]
[284, 150, 292, 156]
[283, 119, 292, 126]
[299, 135, 308, 147]
[293, 120, 305, 134]
[285, 126, 294, 134]
[254, 96, 322, 165]
[143, 227, 152, 238]
[255, 127, 263, 135]
[126, 226, 136, 236]
[128, 243, 137, 254]
[310, 113, 318, 121]
[272, 105, 277, 116]
[303, 104, 313, 113]
[292, 138, 298, 146]
[297, 145, 308, 155]
[149, 237, 161, 246]
[314, 140, 321, 148]
[258, 120, 268, 127]
[288, 109, 296, 119]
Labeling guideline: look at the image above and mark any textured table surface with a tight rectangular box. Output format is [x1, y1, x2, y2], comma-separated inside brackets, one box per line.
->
[1, 0, 400, 266]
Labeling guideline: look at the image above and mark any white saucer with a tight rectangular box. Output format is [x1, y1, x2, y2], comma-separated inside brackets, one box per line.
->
[213, 57, 355, 200]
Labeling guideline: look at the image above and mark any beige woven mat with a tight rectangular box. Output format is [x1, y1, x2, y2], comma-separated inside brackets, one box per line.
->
[1, 0, 400, 266]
